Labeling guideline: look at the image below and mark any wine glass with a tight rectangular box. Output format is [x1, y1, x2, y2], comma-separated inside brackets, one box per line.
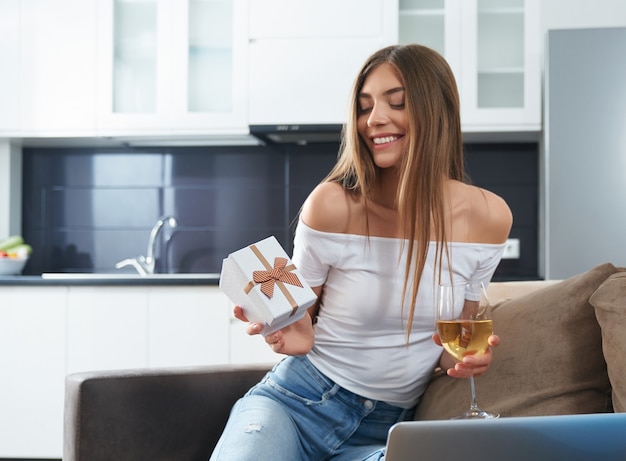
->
[437, 281, 499, 419]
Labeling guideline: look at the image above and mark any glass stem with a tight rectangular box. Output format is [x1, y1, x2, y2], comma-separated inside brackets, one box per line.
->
[469, 374, 480, 412]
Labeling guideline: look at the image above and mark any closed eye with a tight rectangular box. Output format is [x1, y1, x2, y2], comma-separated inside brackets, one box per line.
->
[358, 87, 405, 114]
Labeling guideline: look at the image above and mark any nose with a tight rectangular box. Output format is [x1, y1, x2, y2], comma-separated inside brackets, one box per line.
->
[367, 103, 389, 127]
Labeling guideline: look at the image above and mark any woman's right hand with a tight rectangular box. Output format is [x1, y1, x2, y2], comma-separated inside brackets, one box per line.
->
[233, 305, 316, 356]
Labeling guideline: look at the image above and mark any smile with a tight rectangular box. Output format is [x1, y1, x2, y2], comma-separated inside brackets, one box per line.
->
[372, 136, 399, 145]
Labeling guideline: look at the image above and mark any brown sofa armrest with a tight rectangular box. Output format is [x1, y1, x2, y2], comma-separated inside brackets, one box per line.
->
[63, 364, 270, 461]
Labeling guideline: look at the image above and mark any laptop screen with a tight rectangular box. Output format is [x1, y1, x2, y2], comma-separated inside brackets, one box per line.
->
[385, 413, 626, 461]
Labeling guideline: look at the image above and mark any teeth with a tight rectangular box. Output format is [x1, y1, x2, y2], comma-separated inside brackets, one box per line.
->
[373, 136, 398, 145]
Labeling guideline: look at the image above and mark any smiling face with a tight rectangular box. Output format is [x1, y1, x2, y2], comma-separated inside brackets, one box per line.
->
[357, 62, 409, 170]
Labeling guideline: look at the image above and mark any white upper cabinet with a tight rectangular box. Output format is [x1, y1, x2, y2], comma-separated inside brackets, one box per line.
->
[1, 0, 540, 137]
[398, 0, 462, 79]
[0, 0, 98, 136]
[248, 0, 398, 126]
[96, 0, 249, 136]
[0, 0, 20, 134]
[399, 0, 541, 133]
[460, 0, 541, 132]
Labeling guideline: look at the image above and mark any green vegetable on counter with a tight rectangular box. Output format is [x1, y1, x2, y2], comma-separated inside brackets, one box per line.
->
[0, 236, 24, 251]
[0, 236, 32, 256]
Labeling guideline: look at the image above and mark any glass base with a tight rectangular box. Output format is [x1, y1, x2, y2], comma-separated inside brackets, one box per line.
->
[452, 409, 500, 420]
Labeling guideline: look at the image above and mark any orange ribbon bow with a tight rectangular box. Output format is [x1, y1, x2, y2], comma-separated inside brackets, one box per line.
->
[253, 257, 303, 298]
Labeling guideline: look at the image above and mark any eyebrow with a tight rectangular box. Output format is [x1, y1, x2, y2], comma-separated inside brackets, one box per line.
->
[358, 86, 405, 99]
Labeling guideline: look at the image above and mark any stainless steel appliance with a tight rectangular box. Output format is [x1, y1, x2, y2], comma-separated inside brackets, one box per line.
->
[543, 27, 626, 278]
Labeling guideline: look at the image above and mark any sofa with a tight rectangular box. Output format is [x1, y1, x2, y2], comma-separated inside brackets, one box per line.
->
[63, 263, 626, 461]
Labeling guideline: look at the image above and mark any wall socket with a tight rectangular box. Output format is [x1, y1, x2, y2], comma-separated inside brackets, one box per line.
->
[502, 238, 521, 259]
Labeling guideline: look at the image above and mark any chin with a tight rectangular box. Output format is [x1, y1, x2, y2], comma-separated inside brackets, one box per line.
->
[372, 153, 403, 170]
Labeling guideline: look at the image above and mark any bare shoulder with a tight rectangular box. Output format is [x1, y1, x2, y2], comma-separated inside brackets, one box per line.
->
[300, 181, 354, 233]
[452, 181, 512, 244]
[469, 184, 512, 244]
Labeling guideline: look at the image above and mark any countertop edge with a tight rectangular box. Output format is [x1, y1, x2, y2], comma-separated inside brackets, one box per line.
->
[0, 275, 221, 286]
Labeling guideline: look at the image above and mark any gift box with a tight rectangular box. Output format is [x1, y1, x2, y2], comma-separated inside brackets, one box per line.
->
[219, 236, 317, 336]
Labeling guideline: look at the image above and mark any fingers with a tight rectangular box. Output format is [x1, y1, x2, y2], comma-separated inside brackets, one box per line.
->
[433, 333, 500, 349]
[447, 361, 489, 378]
[234, 306, 265, 337]
[265, 331, 284, 353]
[444, 338, 498, 378]
[488, 334, 500, 347]
[233, 306, 288, 353]
[448, 346, 493, 377]
[233, 305, 249, 322]
[245, 322, 263, 335]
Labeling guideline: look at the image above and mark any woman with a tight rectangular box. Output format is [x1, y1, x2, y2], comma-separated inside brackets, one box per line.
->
[210, 44, 512, 461]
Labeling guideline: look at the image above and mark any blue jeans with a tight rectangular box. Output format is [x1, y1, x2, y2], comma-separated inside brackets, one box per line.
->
[209, 355, 414, 461]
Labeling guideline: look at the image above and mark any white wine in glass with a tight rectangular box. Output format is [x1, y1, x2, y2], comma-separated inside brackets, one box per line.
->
[437, 281, 499, 419]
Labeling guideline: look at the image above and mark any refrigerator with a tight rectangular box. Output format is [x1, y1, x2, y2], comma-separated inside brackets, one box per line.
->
[542, 27, 626, 279]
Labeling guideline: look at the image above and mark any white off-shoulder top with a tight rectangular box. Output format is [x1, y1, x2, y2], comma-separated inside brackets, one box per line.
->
[292, 220, 506, 408]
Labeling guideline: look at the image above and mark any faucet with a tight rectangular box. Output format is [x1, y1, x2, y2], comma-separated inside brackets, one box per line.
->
[116, 216, 178, 275]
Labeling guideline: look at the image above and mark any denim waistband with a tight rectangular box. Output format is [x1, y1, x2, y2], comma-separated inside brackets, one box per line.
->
[261, 355, 415, 420]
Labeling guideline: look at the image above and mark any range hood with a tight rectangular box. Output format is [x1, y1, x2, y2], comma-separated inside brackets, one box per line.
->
[250, 124, 343, 144]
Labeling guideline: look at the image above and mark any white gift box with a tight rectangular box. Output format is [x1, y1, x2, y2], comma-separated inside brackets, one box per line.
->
[219, 236, 317, 336]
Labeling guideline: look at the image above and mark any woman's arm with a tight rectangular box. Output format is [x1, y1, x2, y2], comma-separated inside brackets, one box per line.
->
[235, 181, 350, 356]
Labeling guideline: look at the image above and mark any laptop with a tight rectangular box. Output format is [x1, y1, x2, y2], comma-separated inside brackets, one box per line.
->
[385, 413, 626, 461]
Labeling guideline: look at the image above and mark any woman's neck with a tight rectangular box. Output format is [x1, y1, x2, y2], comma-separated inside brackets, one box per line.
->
[372, 168, 400, 209]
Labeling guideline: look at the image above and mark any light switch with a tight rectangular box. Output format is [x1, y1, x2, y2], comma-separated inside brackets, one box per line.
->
[502, 238, 521, 259]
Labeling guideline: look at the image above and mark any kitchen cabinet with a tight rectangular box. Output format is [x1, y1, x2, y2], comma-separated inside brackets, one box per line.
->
[0, 283, 278, 459]
[0, 286, 67, 458]
[0, 0, 97, 136]
[148, 286, 231, 367]
[66, 286, 232, 373]
[66, 287, 151, 373]
[96, 0, 249, 136]
[398, 0, 462, 78]
[0, 0, 20, 133]
[460, 0, 541, 131]
[248, 0, 398, 125]
[399, 0, 541, 133]
[18, 0, 98, 135]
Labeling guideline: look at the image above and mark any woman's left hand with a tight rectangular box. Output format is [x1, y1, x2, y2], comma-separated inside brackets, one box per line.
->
[432, 333, 500, 379]
[234, 305, 316, 356]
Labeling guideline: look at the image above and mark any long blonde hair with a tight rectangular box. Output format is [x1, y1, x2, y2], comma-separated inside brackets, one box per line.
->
[325, 44, 465, 336]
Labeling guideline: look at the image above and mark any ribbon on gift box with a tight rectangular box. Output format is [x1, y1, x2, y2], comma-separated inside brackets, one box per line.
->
[243, 244, 303, 316]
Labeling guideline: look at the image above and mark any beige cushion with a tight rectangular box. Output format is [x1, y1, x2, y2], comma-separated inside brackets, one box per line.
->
[486, 280, 561, 306]
[415, 263, 619, 420]
[590, 272, 626, 412]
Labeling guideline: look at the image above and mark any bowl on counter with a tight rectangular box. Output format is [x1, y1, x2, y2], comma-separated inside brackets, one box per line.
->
[0, 257, 29, 275]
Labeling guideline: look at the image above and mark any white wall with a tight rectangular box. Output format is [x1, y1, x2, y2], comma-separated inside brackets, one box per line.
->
[539, 0, 626, 69]
[541, 0, 626, 33]
[0, 140, 21, 239]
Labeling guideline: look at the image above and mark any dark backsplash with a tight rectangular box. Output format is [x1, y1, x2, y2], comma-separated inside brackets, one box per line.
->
[21, 142, 538, 280]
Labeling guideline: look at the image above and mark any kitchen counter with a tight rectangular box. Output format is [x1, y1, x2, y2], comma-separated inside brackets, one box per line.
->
[0, 273, 221, 286]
